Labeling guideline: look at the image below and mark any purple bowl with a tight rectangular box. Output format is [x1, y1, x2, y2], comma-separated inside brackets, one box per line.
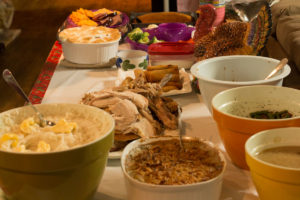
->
[125, 28, 157, 51]
[156, 23, 193, 42]
[125, 37, 148, 52]
[126, 23, 195, 51]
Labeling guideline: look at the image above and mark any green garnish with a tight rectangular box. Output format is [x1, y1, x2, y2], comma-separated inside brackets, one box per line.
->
[250, 110, 293, 119]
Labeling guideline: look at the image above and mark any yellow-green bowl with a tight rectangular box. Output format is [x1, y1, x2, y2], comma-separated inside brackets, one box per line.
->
[245, 127, 300, 200]
[0, 103, 114, 200]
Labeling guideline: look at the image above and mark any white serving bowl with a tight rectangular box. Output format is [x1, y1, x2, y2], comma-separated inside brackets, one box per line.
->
[121, 137, 226, 200]
[191, 55, 291, 113]
[61, 39, 120, 65]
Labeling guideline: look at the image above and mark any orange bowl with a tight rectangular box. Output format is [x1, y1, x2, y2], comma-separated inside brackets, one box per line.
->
[212, 85, 300, 169]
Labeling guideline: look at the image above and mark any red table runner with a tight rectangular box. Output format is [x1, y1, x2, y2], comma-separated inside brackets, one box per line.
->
[28, 41, 62, 104]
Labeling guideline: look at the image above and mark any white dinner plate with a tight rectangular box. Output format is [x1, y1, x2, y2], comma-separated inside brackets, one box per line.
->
[109, 150, 123, 159]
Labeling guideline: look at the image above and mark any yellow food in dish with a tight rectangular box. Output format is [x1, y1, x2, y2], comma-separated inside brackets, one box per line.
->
[20, 117, 35, 134]
[37, 141, 51, 153]
[51, 119, 77, 134]
[0, 117, 79, 153]
[0, 133, 19, 149]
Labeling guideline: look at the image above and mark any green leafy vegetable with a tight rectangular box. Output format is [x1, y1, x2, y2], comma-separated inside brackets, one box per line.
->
[128, 28, 144, 41]
[149, 36, 163, 44]
[127, 28, 163, 45]
[250, 110, 293, 119]
[138, 37, 150, 44]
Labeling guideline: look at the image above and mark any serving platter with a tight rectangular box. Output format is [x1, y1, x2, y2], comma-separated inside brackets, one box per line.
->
[116, 68, 192, 96]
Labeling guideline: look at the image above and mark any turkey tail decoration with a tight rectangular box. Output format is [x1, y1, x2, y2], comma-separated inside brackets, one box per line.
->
[193, 1, 272, 61]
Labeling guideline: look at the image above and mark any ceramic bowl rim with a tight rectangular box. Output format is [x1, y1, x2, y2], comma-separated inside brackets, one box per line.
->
[191, 55, 291, 85]
[0, 103, 115, 155]
[121, 136, 226, 189]
[245, 127, 300, 172]
[60, 37, 121, 45]
[212, 85, 300, 122]
[117, 49, 148, 59]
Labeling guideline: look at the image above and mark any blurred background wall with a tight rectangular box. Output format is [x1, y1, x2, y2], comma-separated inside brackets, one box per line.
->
[11, 0, 152, 14]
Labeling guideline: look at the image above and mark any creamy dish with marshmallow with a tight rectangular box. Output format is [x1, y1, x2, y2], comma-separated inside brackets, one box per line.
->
[59, 26, 121, 44]
[0, 115, 107, 153]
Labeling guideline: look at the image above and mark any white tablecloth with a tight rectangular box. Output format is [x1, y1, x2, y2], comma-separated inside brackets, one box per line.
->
[41, 54, 259, 200]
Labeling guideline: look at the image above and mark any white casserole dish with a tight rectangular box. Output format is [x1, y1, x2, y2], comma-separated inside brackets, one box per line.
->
[59, 26, 121, 65]
[121, 137, 226, 200]
[61, 38, 120, 65]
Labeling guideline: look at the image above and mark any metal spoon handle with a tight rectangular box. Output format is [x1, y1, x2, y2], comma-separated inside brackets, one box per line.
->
[2, 69, 46, 126]
[177, 105, 185, 151]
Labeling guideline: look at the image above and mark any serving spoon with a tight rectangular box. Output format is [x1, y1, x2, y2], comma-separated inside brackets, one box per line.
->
[2, 69, 55, 127]
[177, 105, 185, 151]
[264, 58, 288, 80]
[159, 73, 172, 88]
[159, 74, 185, 150]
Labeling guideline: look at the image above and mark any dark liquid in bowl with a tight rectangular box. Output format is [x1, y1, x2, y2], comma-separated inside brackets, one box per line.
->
[256, 146, 300, 168]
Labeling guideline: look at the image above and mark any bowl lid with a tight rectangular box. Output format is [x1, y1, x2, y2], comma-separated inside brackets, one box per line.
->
[148, 42, 194, 55]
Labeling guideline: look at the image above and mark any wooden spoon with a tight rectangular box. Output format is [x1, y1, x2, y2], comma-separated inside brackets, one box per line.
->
[264, 58, 288, 80]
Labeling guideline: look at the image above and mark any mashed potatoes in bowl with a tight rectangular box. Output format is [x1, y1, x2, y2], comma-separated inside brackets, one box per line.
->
[0, 103, 114, 200]
[0, 104, 113, 153]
